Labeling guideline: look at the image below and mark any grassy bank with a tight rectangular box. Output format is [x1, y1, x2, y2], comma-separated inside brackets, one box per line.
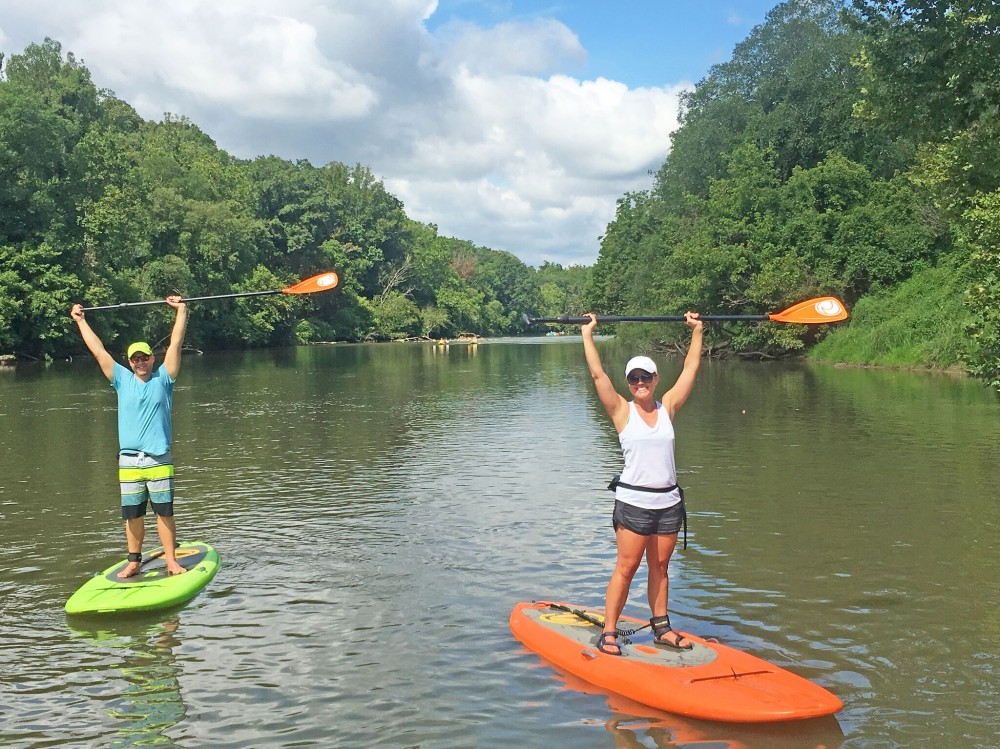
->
[809, 266, 973, 370]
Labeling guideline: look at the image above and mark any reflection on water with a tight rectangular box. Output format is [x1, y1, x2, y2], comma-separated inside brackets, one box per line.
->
[67, 616, 185, 748]
[1, 339, 999, 748]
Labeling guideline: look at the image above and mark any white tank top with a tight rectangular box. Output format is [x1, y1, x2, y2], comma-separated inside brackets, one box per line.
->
[616, 401, 681, 510]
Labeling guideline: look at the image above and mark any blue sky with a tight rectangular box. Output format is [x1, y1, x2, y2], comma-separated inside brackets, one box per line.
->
[0, 1, 785, 267]
[426, 1, 781, 86]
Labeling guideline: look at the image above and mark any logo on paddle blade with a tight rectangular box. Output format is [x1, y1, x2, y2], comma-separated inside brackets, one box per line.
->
[815, 298, 844, 317]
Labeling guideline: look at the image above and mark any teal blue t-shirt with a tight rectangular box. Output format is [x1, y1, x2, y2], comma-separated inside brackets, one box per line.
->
[112, 362, 175, 455]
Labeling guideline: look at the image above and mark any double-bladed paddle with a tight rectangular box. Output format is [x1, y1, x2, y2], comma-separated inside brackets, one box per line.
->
[81, 271, 340, 312]
[524, 296, 848, 326]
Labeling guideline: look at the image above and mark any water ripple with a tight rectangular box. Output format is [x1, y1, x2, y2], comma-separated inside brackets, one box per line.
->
[3, 346, 1000, 747]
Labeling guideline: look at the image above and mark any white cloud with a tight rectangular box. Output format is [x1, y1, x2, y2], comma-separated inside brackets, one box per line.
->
[74, 2, 381, 119]
[0, 0, 686, 267]
[435, 18, 586, 76]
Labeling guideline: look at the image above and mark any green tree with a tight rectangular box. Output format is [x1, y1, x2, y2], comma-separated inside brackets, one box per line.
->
[960, 191, 1000, 388]
[231, 265, 307, 346]
[3, 38, 101, 142]
[0, 82, 71, 245]
[436, 278, 485, 334]
[661, 0, 900, 202]
[471, 249, 541, 333]
[534, 261, 591, 330]
[848, 0, 1000, 140]
[0, 243, 82, 356]
[372, 291, 421, 340]
[419, 305, 449, 338]
[587, 191, 664, 314]
[778, 152, 940, 297]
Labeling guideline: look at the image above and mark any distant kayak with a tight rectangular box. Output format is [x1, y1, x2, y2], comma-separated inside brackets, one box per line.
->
[65, 541, 219, 615]
[510, 601, 842, 723]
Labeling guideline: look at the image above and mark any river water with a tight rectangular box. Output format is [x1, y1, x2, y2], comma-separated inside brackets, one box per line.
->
[1, 337, 998, 748]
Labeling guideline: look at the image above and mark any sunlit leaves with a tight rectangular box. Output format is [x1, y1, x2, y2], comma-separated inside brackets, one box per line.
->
[848, 0, 1000, 140]
[0, 242, 82, 354]
[958, 191, 1000, 388]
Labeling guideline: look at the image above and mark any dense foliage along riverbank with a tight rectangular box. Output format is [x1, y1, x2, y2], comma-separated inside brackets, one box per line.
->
[3, 0, 1000, 389]
[592, 0, 1000, 388]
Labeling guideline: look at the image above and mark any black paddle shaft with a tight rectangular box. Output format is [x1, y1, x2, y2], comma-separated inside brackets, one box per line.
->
[82, 289, 283, 312]
[524, 314, 770, 324]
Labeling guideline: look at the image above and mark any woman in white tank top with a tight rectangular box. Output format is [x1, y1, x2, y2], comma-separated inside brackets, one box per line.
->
[581, 311, 703, 656]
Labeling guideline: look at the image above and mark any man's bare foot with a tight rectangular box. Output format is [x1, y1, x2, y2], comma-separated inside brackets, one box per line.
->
[166, 562, 187, 575]
[117, 561, 142, 579]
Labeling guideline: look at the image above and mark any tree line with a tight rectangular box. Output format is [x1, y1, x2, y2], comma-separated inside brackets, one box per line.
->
[0, 39, 587, 359]
[587, 0, 1000, 388]
[5, 1, 1000, 390]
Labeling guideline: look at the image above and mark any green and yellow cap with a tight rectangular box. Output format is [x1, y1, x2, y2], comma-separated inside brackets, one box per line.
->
[127, 342, 153, 359]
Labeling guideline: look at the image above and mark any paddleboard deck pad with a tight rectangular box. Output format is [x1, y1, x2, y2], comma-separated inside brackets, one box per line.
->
[65, 541, 219, 615]
[510, 600, 842, 723]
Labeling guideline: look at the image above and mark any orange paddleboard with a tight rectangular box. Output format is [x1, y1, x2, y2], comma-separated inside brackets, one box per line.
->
[510, 601, 842, 723]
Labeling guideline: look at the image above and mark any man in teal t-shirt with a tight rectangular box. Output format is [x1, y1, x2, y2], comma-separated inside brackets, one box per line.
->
[71, 296, 189, 578]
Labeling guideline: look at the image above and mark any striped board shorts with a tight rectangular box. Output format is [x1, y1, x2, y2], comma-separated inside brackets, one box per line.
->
[118, 450, 174, 519]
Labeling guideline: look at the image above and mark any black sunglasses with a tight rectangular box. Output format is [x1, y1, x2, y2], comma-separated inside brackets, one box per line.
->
[627, 371, 655, 385]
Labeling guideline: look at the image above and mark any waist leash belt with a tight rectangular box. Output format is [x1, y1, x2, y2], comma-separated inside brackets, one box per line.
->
[608, 475, 688, 549]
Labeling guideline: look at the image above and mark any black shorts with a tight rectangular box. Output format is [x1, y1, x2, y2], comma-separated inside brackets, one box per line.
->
[122, 500, 174, 520]
[612, 499, 685, 536]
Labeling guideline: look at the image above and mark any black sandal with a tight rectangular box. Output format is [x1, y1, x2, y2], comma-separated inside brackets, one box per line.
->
[596, 631, 623, 656]
[650, 615, 693, 651]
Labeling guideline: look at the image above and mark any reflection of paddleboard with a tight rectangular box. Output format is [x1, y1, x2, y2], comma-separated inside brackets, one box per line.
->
[510, 601, 842, 723]
[66, 541, 220, 615]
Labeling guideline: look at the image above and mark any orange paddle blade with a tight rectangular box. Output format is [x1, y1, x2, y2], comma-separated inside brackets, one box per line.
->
[282, 272, 339, 295]
[769, 296, 848, 324]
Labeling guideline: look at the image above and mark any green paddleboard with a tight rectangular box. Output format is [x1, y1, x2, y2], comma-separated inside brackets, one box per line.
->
[65, 541, 220, 615]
